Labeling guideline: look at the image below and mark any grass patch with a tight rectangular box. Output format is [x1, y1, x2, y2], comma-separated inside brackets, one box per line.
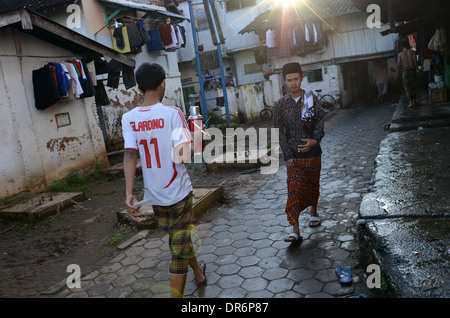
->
[48, 164, 113, 193]
[108, 224, 130, 245]
[49, 169, 90, 192]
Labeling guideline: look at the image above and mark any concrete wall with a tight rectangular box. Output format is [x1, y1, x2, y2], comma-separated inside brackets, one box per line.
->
[0, 28, 108, 197]
[177, 0, 263, 63]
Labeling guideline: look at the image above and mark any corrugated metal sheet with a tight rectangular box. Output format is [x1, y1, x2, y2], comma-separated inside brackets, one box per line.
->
[331, 13, 394, 59]
[0, 0, 75, 14]
[239, 0, 360, 34]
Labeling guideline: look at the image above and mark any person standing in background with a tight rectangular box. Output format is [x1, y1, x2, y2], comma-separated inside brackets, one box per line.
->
[373, 61, 389, 103]
[398, 41, 419, 108]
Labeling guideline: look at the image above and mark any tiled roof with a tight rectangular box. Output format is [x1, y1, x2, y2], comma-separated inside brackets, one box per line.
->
[239, 0, 360, 34]
[0, 0, 76, 14]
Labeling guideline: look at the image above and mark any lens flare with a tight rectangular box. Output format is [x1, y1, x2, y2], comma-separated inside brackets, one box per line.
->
[171, 225, 202, 258]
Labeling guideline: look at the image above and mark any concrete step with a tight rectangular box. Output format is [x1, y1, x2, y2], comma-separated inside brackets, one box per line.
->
[116, 186, 224, 230]
[0, 192, 86, 221]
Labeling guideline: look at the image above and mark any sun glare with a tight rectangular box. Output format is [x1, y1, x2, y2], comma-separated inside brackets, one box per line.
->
[268, 0, 302, 9]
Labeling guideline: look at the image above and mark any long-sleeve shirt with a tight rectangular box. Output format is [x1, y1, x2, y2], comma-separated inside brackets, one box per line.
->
[273, 91, 325, 161]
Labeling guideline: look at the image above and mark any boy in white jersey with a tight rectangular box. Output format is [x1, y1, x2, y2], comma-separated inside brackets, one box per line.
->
[122, 63, 206, 298]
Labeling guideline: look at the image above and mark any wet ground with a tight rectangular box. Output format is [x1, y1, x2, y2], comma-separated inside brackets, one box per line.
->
[47, 99, 395, 299]
[358, 95, 450, 297]
[5, 96, 444, 299]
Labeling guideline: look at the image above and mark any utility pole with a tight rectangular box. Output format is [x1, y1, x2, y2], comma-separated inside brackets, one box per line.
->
[187, 0, 230, 125]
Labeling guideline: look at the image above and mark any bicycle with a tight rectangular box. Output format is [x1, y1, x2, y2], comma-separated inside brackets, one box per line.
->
[205, 112, 241, 138]
[315, 89, 336, 114]
[260, 103, 274, 121]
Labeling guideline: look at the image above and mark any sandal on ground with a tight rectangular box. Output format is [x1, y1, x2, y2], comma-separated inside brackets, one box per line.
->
[195, 261, 207, 286]
[284, 232, 302, 243]
[309, 216, 321, 228]
[335, 266, 352, 284]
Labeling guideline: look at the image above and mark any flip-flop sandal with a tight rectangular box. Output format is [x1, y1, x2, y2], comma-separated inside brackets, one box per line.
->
[309, 216, 321, 228]
[195, 261, 207, 286]
[335, 266, 352, 284]
[284, 233, 302, 243]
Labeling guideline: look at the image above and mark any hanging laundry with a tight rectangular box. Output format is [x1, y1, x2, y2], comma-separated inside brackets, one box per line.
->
[179, 25, 187, 48]
[86, 61, 97, 87]
[66, 59, 86, 84]
[164, 24, 179, 50]
[79, 60, 95, 98]
[136, 21, 150, 45]
[127, 22, 143, 51]
[315, 23, 322, 43]
[294, 24, 307, 50]
[62, 61, 84, 98]
[313, 23, 318, 44]
[147, 29, 163, 51]
[110, 26, 131, 53]
[159, 23, 174, 47]
[106, 59, 122, 89]
[113, 27, 125, 50]
[50, 63, 71, 98]
[59, 63, 75, 100]
[94, 58, 108, 75]
[175, 25, 184, 49]
[95, 81, 110, 106]
[266, 29, 276, 48]
[32, 64, 60, 110]
[122, 64, 136, 89]
[305, 24, 310, 42]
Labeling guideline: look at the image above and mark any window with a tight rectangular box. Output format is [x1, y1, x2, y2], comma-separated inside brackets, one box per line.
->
[226, 0, 256, 12]
[306, 69, 323, 82]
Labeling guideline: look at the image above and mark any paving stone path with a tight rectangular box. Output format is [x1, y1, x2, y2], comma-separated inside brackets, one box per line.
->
[55, 102, 396, 298]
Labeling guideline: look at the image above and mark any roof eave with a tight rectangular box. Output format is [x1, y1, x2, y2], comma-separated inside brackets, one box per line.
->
[0, 8, 135, 67]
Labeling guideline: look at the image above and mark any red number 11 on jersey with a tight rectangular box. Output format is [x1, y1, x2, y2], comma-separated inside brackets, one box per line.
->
[139, 138, 161, 168]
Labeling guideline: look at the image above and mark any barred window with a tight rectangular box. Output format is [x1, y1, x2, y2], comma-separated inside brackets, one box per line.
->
[306, 69, 323, 82]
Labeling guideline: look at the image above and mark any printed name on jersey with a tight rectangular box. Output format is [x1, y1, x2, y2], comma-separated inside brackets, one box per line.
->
[130, 119, 165, 132]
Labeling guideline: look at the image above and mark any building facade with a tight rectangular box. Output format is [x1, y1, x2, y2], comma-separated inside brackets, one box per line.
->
[177, 0, 397, 119]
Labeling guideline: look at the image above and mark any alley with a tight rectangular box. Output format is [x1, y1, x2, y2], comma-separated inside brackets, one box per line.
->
[55, 101, 396, 298]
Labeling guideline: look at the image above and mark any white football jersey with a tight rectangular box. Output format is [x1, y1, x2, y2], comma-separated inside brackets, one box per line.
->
[122, 103, 193, 206]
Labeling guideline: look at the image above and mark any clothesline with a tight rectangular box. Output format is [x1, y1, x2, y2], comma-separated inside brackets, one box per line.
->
[114, 14, 171, 26]
[110, 18, 186, 53]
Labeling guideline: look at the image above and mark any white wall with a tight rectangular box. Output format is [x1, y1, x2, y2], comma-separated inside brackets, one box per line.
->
[0, 28, 108, 197]
[177, 0, 264, 63]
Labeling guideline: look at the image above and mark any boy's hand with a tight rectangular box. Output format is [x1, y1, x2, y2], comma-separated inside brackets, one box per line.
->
[125, 194, 147, 222]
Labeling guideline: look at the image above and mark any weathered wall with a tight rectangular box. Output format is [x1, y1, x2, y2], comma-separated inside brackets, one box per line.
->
[0, 28, 108, 197]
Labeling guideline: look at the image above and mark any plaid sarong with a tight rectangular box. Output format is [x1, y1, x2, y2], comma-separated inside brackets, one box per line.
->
[152, 191, 194, 275]
[402, 67, 417, 100]
[285, 157, 321, 225]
